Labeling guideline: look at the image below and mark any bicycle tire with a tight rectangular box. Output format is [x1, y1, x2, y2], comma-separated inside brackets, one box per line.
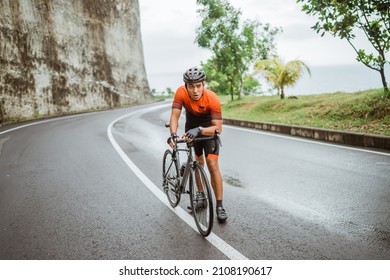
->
[162, 149, 181, 207]
[189, 162, 213, 236]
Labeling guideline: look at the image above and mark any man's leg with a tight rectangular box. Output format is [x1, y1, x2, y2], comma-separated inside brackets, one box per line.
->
[206, 156, 227, 223]
[205, 156, 222, 200]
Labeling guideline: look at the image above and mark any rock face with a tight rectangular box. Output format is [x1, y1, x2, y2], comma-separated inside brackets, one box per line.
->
[0, 0, 151, 124]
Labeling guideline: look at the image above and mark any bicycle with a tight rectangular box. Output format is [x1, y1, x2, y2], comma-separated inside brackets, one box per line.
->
[162, 124, 221, 236]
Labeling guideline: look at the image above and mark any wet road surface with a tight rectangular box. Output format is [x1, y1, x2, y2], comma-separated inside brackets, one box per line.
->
[0, 101, 389, 259]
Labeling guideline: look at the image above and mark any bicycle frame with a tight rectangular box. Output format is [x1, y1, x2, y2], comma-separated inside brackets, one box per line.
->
[176, 143, 194, 193]
[162, 132, 219, 236]
[173, 134, 219, 193]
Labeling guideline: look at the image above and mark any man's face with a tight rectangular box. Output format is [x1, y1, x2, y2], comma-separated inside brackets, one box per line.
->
[186, 82, 204, 101]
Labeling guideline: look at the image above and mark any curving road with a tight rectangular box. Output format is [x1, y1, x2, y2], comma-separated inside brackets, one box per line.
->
[0, 101, 389, 260]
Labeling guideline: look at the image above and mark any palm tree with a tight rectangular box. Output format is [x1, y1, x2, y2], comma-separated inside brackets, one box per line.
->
[254, 57, 311, 99]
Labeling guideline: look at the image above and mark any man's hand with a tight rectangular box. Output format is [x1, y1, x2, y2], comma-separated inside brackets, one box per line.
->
[185, 127, 201, 140]
[167, 133, 178, 148]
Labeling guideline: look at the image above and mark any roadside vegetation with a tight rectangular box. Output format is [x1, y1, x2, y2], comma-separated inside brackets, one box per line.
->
[220, 89, 390, 136]
[297, 0, 389, 97]
[254, 57, 311, 99]
[194, 0, 389, 101]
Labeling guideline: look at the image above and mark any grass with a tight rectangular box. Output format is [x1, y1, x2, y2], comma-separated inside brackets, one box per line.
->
[220, 89, 390, 136]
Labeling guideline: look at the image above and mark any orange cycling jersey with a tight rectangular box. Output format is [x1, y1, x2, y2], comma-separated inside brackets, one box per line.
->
[172, 86, 222, 131]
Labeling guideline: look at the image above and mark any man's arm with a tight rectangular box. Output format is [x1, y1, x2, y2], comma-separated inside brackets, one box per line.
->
[184, 119, 222, 141]
[200, 119, 222, 136]
[169, 108, 181, 135]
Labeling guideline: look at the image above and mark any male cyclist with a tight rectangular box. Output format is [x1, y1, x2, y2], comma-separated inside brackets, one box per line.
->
[167, 67, 227, 223]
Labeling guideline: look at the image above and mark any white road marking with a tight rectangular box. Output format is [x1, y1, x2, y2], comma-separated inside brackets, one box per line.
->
[0, 119, 58, 135]
[107, 105, 248, 260]
[0, 113, 95, 136]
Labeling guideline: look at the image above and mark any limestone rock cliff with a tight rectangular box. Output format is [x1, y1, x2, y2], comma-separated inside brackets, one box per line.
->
[0, 0, 151, 124]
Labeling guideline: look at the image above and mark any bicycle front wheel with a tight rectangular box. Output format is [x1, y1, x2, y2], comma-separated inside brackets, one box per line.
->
[162, 149, 180, 208]
[189, 162, 213, 236]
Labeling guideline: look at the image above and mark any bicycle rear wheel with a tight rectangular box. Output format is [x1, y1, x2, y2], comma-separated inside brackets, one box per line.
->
[162, 149, 180, 207]
[189, 162, 213, 236]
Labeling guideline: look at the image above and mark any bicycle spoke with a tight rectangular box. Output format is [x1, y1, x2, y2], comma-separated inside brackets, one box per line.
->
[190, 162, 213, 236]
[162, 150, 181, 207]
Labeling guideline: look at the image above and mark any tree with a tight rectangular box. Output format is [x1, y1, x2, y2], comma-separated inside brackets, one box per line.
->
[195, 0, 280, 100]
[201, 57, 262, 96]
[254, 57, 311, 99]
[166, 87, 174, 96]
[242, 75, 262, 96]
[296, 0, 390, 97]
[201, 58, 229, 96]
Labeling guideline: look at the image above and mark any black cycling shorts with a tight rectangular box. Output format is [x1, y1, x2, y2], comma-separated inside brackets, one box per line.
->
[194, 137, 220, 159]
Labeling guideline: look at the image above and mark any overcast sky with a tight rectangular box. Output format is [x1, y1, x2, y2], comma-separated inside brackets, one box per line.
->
[139, 0, 380, 94]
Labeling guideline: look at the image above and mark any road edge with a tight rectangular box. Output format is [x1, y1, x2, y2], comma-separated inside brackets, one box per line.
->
[223, 118, 390, 151]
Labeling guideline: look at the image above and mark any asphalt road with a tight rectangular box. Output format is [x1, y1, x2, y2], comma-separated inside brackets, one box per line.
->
[0, 101, 389, 260]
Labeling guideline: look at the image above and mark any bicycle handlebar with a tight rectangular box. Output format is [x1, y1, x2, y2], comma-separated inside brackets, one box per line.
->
[165, 122, 222, 147]
[173, 132, 222, 147]
[175, 134, 214, 143]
